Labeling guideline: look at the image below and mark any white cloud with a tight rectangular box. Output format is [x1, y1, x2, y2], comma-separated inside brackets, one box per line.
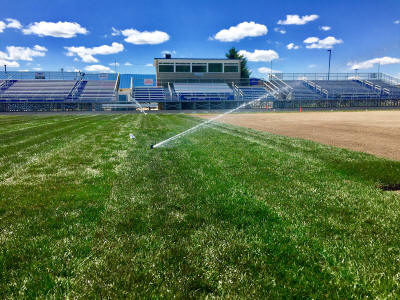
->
[238, 49, 279, 62]
[274, 27, 286, 34]
[85, 64, 114, 73]
[320, 26, 331, 31]
[278, 14, 319, 25]
[303, 37, 319, 44]
[394, 20, 400, 24]
[258, 67, 280, 74]
[145, 63, 153, 67]
[0, 21, 5, 33]
[304, 36, 343, 49]
[124, 62, 132, 66]
[308, 64, 317, 68]
[33, 45, 47, 52]
[0, 59, 19, 67]
[33, 67, 42, 71]
[121, 28, 169, 45]
[23, 21, 88, 38]
[213, 21, 267, 42]
[65, 42, 124, 63]
[286, 43, 300, 50]
[111, 27, 121, 36]
[6, 18, 22, 29]
[3, 45, 47, 61]
[347, 57, 400, 70]
[109, 62, 120, 66]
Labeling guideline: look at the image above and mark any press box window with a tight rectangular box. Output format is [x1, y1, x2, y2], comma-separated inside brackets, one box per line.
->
[224, 64, 239, 73]
[192, 64, 207, 73]
[176, 64, 190, 72]
[208, 63, 223, 73]
[159, 64, 174, 72]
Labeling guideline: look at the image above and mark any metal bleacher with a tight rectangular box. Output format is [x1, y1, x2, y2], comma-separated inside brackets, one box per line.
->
[370, 80, 400, 97]
[236, 86, 271, 100]
[284, 81, 321, 100]
[132, 86, 166, 102]
[173, 83, 234, 101]
[313, 80, 379, 99]
[78, 80, 116, 101]
[0, 79, 117, 102]
[0, 80, 76, 101]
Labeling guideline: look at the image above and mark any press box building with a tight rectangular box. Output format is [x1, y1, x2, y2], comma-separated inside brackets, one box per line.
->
[154, 55, 241, 85]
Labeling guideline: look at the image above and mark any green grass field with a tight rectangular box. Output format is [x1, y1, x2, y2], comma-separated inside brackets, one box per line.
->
[1, 113, 400, 298]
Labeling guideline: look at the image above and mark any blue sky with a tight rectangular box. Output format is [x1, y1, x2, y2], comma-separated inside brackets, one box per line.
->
[0, 0, 399, 77]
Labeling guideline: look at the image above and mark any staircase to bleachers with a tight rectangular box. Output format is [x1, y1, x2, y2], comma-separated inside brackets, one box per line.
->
[0, 79, 17, 92]
[66, 79, 87, 101]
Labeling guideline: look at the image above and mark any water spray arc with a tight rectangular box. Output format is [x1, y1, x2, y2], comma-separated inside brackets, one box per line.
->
[131, 77, 147, 115]
[151, 95, 269, 149]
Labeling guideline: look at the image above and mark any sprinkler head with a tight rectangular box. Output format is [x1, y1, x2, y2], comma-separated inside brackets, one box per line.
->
[150, 144, 154, 149]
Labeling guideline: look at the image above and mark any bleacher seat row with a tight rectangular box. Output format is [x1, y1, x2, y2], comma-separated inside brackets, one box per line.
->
[0, 79, 117, 102]
[274, 79, 400, 100]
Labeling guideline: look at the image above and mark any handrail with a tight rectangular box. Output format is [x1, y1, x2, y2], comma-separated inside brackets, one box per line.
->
[231, 82, 243, 99]
[114, 73, 120, 92]
[271, 74, 293, 91]
[67, 78, 82, 100]
[168, 82, 173, 98]
[303, 79, 329, 98]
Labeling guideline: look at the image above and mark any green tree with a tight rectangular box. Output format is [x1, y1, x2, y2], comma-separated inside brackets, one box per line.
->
[225, 47, 251, 78]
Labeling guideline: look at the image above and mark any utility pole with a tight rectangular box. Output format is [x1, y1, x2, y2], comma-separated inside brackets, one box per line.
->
[4, 64, 6, 73]
[327, 49, 332, 80]
[270, 60, 272, 79]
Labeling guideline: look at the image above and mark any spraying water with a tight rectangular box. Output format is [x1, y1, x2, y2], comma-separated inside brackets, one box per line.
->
[132, 98, 147, 115]
[152, 95, 268, 148]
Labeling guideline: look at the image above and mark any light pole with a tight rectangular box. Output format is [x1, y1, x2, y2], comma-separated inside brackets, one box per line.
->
[4, 64, 6, 73]
[327, 49, 332, 80]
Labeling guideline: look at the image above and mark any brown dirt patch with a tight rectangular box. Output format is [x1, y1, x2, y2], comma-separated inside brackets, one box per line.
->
[197, 111, 400, 161]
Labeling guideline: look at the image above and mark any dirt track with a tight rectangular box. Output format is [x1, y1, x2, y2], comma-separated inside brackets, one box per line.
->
[198, 111, 400, 161]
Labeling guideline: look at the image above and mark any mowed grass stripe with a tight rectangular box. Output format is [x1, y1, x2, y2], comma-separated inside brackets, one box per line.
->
[0, 115, 111, 177]
[0, 114, 145, 298]
[0, 114, 84, 134]
[1, 114, 400, 298]
[0, 114, 133, 182]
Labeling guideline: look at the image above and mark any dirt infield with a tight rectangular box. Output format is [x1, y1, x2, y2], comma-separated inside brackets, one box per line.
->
[198, 111, 400, 161]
